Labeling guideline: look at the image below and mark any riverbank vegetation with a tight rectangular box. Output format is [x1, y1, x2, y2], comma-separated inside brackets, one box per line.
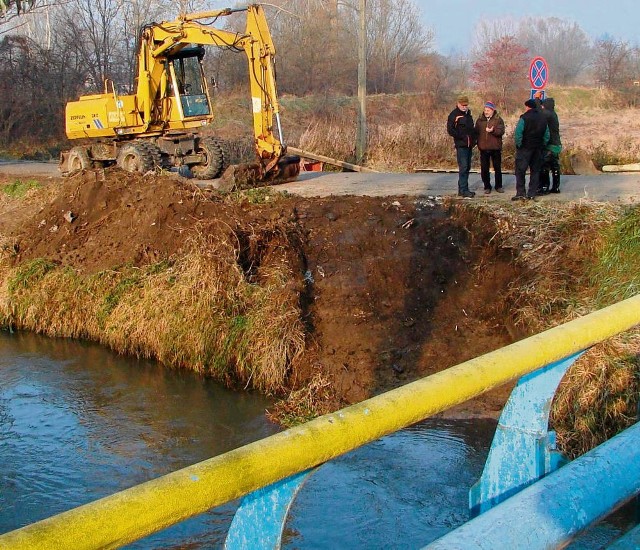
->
[0, 234, 306, 392]
[452, 200, 640, 457]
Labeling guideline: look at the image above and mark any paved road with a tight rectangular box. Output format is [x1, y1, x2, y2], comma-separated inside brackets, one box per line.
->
[279, 171, 640, 203]
[1, 160, 638, 203]
[0, 160, 60, 177]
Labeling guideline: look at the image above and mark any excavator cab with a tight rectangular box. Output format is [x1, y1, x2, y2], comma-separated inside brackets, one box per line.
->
[168, 47, 211, 118]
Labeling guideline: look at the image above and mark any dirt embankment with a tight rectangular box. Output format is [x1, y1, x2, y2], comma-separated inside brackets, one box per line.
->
[0, 170, 522, 417]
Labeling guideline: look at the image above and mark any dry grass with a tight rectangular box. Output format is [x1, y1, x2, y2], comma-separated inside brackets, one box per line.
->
[267, 370, 342, 426]
[279, 87, 640, 173]
[0, 225, 306, 394]
[551, 338, 639, 458]
[452, 200, 640, 458]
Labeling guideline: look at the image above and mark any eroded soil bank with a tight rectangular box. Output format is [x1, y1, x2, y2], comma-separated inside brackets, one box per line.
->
[0, 170, 538, 418]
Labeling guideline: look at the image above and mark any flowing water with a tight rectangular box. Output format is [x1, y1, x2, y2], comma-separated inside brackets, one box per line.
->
[0, 331, 635, 548]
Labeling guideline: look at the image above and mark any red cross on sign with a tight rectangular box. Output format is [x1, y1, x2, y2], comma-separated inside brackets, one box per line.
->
[529, 56, 549, 90]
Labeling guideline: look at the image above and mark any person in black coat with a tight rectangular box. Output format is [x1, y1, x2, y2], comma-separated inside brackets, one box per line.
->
[512, 99, 550, 200]
[447, 94, 477, 198]
[539, 97, 562, 193]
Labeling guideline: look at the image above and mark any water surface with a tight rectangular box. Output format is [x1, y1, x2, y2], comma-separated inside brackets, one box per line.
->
[1, 331, 633, 548]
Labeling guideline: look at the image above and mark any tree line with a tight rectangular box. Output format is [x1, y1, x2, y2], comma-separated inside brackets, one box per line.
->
[0, 0, 638, 149]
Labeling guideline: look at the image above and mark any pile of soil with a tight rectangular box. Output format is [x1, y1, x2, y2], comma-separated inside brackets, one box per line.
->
[0, 170, 522, 417]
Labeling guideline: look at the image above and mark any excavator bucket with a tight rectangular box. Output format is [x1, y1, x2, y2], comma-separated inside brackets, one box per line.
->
[216, 155, 301, 192]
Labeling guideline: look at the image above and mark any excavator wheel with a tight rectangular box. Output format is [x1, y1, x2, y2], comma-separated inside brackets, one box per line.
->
[116, 142, 156, 174]
[212, 137, 230, 174]
[64, 146, 93, 175]
[137, 141, 164, 170]
[190, 137, 228, 180]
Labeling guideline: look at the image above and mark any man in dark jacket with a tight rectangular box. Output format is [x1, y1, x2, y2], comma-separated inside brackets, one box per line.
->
[447, 94, 477, 198]
[539, 97, 562, 193]
[513, 99, 550, 201]
[475, 101, 505, 194]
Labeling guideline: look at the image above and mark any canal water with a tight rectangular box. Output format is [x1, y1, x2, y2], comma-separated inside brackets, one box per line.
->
[0, 331, 635, 548]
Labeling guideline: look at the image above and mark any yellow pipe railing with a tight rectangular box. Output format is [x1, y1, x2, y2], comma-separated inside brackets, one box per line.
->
[2, 294, 640, 549]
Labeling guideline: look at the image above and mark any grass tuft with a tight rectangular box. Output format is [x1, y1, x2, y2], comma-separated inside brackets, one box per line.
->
[1, 179, 42, 198]
[590, 205, 640, 305]
[267, 372, 342, 427]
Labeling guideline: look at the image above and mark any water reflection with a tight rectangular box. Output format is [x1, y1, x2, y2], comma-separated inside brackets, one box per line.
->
[0, 331, 277, 547]
[284, 419, 495, 549]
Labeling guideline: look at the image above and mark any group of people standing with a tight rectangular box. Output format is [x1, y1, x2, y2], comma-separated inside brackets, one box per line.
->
[446, 93, 561, 200]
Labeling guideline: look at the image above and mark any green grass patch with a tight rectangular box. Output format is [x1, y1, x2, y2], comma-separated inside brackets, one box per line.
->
[590, 205, 640, 305]
[98, 272, 144, 324]
[230, 187, 279, 204]
[1, 179, 42, 198]
[8, 258, 57, 293]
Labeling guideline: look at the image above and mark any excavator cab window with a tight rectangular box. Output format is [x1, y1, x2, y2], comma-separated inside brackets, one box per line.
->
[170, 49, 210, 117]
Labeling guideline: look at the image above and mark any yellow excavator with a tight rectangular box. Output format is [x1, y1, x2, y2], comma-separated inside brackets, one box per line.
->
[59, 4, 299, 186]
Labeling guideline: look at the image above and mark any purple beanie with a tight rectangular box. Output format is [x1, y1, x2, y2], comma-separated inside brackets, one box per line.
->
[484, 101, 496, 110]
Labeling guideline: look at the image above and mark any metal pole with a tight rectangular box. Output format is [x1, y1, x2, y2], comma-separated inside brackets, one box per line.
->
[355, 0, 367, 165]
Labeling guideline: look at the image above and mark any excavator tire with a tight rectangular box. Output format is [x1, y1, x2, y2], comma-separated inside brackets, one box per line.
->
[190, 137, 228, 180]
[211, 137, 230, 174]
[116, 142, 156, 174]
[65, 147, 93, 175]
[138, 141, 164, 170]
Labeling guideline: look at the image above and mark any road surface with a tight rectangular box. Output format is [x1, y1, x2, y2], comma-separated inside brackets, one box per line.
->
[281, 170, 640, 203]
[0, 160, 638, 203]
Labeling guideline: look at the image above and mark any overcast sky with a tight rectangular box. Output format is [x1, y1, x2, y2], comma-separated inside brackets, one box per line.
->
[416, 0, 639, 53]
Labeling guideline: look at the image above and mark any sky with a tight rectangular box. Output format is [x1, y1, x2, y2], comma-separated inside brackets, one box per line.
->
[416, 0, 639, 54]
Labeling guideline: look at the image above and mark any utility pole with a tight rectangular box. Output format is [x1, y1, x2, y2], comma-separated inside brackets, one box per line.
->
[355, 0, 367, 165]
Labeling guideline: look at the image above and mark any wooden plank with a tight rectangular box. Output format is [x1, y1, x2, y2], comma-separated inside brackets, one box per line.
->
[414, 168, 515, 175]
[287, 146, 378, 173]
[602, 163, 640, 172]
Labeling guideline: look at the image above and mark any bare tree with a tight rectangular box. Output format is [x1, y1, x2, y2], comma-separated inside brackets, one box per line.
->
[417, 52, 455, 100]
[0, 34, 70, 146]
[0, 0, 61, 38]
[593, 37, 631, 88]
[0, 0, 36, 23]
[364, 0, 434, 93]
[56, 0, 126, 92]
[518, 17, 592, 85]
[472, 17, 519, 54]
[225, 0, 357, 95]
[628, 46, 640, 82]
